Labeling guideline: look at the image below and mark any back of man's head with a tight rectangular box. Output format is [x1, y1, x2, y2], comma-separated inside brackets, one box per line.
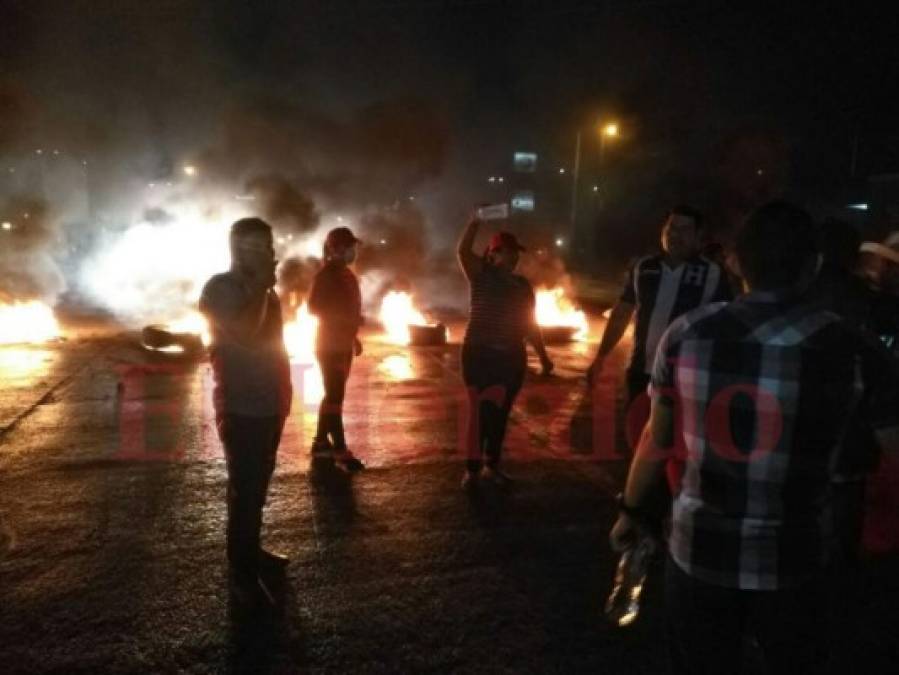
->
[735, 201, 818, 291]
[230, 217, 272, 243]
[817, 218, 861, 272]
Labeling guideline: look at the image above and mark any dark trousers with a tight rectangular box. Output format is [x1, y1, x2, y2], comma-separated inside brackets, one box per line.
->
[665, 556, 830, 675]
[461, 343, 526, 472]
[217, 414, 284, 581]
[315, 350, 353, 450]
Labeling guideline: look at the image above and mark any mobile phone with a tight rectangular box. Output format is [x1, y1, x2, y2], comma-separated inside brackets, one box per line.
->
[477, 203, 509, 221]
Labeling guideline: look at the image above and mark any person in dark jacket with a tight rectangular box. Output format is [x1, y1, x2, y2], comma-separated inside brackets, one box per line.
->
[457, 214, 554, 489]
[307, 226, 365, 472]
[199, 217, 292, 610]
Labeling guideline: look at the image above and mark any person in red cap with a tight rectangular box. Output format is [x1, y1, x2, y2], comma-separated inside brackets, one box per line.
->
[307, 226, 365, 472]
[457, 214, 554, 489]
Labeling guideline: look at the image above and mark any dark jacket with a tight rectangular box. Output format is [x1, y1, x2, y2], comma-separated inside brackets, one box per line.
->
[308, 261, 363, 353]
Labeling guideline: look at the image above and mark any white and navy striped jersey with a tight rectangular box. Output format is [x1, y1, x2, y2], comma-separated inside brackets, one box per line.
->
[620, 254, 732, 374]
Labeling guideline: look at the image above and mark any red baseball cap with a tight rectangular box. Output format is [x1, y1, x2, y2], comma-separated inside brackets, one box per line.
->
[325, 226, 361, 248]
[486, 231, 526, 253]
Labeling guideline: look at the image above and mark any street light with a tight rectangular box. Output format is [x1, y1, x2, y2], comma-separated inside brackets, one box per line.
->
[570, 120, 621, 267]
[183, 165, 198, 177]
[570, 120, 619, 226]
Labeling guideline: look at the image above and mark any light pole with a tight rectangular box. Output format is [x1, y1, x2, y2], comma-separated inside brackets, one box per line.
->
[598, 122, 618, 166]
[569, 131, 582, 228]
[570, 121, 618, 263]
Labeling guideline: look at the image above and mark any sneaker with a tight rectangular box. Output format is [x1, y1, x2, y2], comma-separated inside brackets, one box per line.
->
[461, 470, 479, 490]
[334, 450, 365, 473]
[310, 438, 333, 458]
[259, 548, 289, 572]
[480, 465, 513, 487]
[229, 574, 277, 612]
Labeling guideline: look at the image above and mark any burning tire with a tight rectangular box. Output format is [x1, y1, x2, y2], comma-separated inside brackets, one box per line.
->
[540, 326, 578, 345]
[408, 323, 447, 346]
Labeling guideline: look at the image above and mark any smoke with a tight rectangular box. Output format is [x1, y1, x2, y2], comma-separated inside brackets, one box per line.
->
[1, 2, 590, 327]
[246, 174, 320, 235]
[0, 196, 66, 303]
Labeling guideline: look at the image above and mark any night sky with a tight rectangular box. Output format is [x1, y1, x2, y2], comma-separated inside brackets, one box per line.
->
[2, 1, 899, 251]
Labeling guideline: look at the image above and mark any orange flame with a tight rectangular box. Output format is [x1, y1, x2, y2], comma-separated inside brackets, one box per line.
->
[282, 303, 324, 404]
[379, 291, 427, 345]
[535, 287, 589, 341]
[167, 312, 211, 348]
[0, 301, 61, 345]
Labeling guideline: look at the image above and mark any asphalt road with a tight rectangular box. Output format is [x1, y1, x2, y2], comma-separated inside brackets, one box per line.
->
[1, 327, 898, 674]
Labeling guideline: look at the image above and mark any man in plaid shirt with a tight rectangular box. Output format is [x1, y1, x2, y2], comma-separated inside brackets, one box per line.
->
[610, 202, 899, 672]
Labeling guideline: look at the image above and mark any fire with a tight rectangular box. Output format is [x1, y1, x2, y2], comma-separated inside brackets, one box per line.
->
[0, 301, 61, 345]
[282, 303, 324, 404]
[535, 287, 589, 341]
[379, 291, 427, 345]
[167, 311, 211, 347]
[380, 354, 414, 380]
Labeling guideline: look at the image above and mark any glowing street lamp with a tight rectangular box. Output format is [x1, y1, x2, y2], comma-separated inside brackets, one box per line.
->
[570, 119, 622, 261]
[183, 165, 198, 177]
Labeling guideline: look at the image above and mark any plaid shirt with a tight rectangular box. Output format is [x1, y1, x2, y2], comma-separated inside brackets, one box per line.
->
[651, 291, 899, 590]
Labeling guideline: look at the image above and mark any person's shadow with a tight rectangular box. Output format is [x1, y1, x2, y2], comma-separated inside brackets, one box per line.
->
[226, 563, 309, 674]
[464, 477, 512, 529]
[226, 458, 358, 673]
[308, 456, 358, 532]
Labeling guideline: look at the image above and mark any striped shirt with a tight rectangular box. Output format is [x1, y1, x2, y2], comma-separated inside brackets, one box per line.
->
[621, 254, 731, 374]
[651, 292, 899, 590]
[464, 266, 536, 348]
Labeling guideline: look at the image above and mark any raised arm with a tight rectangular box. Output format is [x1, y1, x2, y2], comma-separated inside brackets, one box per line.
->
[457, 217, 483, 281]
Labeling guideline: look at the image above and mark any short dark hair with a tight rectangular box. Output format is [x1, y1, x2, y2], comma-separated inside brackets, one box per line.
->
[668, 205, 703, 230]
[735, 201, 817, 290]
[230, 217, 272, 241]
[817, 218, 860, 271]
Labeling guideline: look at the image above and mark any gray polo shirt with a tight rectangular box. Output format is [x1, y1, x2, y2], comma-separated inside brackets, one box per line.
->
[199, 271, 292, 418]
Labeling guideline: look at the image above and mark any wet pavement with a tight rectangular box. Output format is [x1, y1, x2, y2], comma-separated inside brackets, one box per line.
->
[1, 327, 898, 673]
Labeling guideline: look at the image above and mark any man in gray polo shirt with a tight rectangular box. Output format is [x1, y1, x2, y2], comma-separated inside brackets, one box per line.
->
[199, 217, 292, 609]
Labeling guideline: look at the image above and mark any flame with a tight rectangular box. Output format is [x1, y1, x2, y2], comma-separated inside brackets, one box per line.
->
[379, 291, 427, 345]
[0, 301, 61, 345]
[167, 311, 211, 347]
[380, 354, 414, 380]
[535, 287, 589, 341]
[282, 303, 324, 404]
[0, 347, 51, 379]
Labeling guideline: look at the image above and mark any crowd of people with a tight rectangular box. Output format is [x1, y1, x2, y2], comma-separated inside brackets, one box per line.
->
[198, 202, 899, 672]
